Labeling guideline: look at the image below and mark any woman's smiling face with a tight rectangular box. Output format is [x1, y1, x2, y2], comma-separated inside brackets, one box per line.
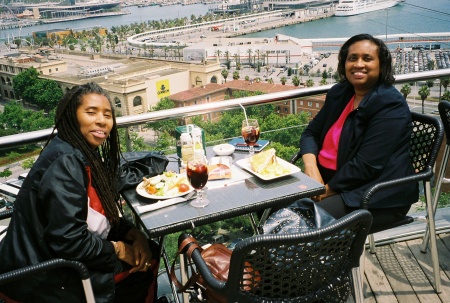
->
[345, 40, 381, 93]
[76, 93, 113, 149]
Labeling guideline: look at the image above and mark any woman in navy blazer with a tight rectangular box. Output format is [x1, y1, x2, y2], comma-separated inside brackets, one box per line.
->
[300, 34, 418, 229]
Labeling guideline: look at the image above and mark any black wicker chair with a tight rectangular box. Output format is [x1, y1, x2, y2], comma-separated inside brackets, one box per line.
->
[360, 111, 443, 293]
[290, 111, 444, 293]
[179, 209, 372, 303]
[0, 210, 96, 303]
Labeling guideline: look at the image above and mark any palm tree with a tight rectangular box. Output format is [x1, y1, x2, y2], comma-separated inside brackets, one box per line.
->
[440, 77, 450, 100]
[292, 75, 300, 86]
[246, 49, 252, 66]
[441, 78, 449, 91]
[221, 69, 229, 83]
[419, 85, 430, 114]
[320, 78, 328, 86]
[400, 84, 411, 99]
[280, 76, 287, 85]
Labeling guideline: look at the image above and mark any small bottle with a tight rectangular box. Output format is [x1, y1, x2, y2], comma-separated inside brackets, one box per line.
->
[192, 128, 206, 156]
[180, 132, 193, 167]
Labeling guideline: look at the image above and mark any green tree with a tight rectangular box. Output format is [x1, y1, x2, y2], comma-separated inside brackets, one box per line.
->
[221, 69, 229, 83]
[0, 168, 12, 180]
[118, 128, 148, 152]
[320, 78, 328, 86]
[441, 77, 450, 92]
[146, 97, 177, 135]
[23, 79, 63, 112]
[400, 84, 411, 99]
[442, 90, 450, 101]
[306, 78, 315, 87]
[20, 110, 55, 131]
[0, 102, 25, 131]
[280, 76, 287, 85]
[419, 85, 430, 114]
[292, 75, 300, 86]
[12, 67, 40, 101]
[22, 158, 35, 170]
[232, 71, 240, 80]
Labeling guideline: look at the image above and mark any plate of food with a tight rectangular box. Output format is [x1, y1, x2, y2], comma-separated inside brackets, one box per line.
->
[236, 148, 300, 181]
[136, 171, 194, 199]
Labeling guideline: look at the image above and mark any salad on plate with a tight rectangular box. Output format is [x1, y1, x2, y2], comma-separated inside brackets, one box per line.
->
[138, 171, 192, 198]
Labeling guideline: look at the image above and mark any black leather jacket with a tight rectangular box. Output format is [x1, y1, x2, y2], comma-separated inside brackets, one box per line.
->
[0, 136, 132, 303]
[300, 82, 418, 209]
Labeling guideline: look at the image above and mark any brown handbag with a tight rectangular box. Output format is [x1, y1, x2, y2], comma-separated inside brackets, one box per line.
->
[170, 236, 230, 303]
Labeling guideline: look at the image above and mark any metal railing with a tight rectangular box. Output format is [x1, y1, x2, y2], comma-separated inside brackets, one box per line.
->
[1, 69, 449, 151]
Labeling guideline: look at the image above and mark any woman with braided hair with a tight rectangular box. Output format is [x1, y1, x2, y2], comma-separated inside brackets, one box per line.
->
[0, 82, 159, 303]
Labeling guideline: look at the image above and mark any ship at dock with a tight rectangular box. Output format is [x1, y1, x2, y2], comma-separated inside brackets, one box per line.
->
[3, 0, 126, 26]
[335, 0, 403, 16]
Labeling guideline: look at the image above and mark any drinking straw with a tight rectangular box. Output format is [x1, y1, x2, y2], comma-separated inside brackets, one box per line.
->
[239, 103, 249, 126]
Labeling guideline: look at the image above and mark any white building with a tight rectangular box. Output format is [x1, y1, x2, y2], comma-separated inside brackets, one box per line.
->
[183, 34, 313, 68]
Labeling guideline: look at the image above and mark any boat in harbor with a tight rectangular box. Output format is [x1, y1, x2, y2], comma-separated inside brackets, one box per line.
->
[335, 0, 403, 16]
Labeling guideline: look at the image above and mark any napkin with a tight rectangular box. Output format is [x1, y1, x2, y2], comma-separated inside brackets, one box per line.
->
[136, 197, 187, 214]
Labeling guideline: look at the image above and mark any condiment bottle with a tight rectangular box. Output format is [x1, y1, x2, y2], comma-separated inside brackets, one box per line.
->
[180, 132, 193, 167]
[192, 128, 206, 156]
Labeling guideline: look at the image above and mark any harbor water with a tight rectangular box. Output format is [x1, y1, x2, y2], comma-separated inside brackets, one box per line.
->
[0, 0, 448, 42]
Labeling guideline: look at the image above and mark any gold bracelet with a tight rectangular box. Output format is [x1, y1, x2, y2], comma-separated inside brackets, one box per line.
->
[112, 241, 120, 255]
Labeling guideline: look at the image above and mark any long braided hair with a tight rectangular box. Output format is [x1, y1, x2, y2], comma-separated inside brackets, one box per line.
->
[47, 82, 121, 226]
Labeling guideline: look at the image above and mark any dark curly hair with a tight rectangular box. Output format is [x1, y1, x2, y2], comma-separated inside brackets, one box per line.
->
[337, 33, 395, 85]
[46, 82, 122, 226]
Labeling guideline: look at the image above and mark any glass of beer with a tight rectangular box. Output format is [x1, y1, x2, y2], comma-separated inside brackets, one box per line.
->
[186, 154, 209, 208]
[241, 119, 260, 156]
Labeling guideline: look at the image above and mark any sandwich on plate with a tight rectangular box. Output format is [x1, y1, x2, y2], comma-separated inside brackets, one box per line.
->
[249, 148, 290, 177]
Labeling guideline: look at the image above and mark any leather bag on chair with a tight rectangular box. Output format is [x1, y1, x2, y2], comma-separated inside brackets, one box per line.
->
[170, 235, 260, 303]
[170, 236, 230, 303]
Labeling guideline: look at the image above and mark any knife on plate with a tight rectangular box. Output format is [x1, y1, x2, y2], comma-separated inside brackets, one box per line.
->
[136, 191, 196, 214]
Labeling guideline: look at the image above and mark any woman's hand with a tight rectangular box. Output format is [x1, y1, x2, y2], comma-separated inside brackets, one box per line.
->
[114, 241, 136, 266]
[125, 228, 153, 273]
[313, 184, 337, 202]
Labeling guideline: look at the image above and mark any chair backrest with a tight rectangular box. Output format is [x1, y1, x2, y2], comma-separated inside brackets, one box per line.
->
[224, 209, 372, 302]
[438, 100, 450, 143]
[410, 112, 444, 174]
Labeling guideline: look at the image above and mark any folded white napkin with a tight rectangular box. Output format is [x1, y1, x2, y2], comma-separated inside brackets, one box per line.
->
[136, 197, 187, 214]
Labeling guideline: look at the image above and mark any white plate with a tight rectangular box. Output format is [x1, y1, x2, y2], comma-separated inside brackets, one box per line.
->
[136, 180, 194, 200]
[236, 157, 301, 181]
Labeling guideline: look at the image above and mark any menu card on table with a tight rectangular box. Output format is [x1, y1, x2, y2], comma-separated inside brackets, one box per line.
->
[228, 138, 270, 153]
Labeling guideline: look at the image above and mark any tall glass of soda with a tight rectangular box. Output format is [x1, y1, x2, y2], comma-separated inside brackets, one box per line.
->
[241, 119, 260, 156]
[187, 154, 209, 208]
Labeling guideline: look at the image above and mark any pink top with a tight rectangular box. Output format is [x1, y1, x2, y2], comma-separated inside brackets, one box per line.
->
[318, 96, 355, 170]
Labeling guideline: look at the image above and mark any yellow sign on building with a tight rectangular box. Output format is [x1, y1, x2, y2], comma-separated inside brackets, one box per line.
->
[156, 79, 170, 98]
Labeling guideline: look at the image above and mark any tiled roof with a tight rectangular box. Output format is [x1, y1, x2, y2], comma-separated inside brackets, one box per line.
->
[169, 83, 225, 101]
[169, 80, 299, 102]
[222, 80, 299, 93]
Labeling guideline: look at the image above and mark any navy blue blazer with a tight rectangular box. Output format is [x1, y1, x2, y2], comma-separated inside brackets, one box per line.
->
[300, 82, 418, 209]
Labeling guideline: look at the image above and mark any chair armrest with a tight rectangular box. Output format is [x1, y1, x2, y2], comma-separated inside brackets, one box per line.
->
[361, 167, 433, 209]
[289, 150, 302, 164]
[0, 209, 13, 220]
[0, 259, 91, 285]
[189, 247, 227, 294]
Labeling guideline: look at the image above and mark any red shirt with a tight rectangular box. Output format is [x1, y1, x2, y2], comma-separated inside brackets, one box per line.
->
[318, 96, 355, 170]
